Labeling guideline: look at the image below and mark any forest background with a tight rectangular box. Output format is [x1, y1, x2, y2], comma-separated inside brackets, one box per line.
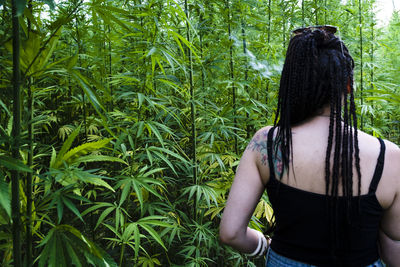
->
[0, 0, 399, 266]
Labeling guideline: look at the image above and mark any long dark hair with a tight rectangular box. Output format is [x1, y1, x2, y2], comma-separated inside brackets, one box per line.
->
[273, 27, 360, 252]
[274, 27, 359, 199]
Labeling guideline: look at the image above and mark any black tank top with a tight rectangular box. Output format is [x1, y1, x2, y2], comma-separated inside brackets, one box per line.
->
[266, 127, 385, 267]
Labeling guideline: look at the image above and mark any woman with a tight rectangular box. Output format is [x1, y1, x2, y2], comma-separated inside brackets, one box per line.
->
[219, 26, 400, 267]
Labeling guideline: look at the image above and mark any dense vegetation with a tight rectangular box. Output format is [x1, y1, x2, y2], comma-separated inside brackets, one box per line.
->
[0, 0, 399, 266]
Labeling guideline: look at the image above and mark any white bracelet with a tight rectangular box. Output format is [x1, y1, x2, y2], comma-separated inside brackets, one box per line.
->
[246, 231, 269, 258]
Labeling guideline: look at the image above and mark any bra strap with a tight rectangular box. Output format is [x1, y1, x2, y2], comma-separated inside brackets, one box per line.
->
[267, 127, 276, 180]
[368, 138, 386, 194]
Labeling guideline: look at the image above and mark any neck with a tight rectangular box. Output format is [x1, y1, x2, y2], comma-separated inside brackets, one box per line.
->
[315, 105, 332, 117]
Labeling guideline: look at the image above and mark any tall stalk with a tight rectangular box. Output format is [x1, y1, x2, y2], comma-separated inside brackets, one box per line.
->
[266, 0, 272, 106]
[75, 11, 87, 141]
[11, 0, 22, 265]
[358, 0, 364, 129]
[199, 13, 205, 96]
[226, 0, 238, 155]
[369, 9, 374, 126]
[26, 77, 33, 267]
[184, 0, 197, 215]
[108, 25, 113, 110]
[241, 19, 251, 139]
[281, 0, 287, 49]
[26, 2, 33, 265]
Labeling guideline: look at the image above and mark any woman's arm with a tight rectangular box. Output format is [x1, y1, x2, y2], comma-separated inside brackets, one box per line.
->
[379, 142, 400, 266]
[219, 127, 271, 253]
[379, 227, 400, 266]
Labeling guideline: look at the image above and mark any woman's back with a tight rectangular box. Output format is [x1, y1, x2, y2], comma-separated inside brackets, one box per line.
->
[258, 116, 396, 211]
[253, 117, 398, 266]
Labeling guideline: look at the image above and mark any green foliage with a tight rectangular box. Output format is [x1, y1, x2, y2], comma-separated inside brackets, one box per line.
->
[0, 0, 398, 265]
[37, 224, 117, 267]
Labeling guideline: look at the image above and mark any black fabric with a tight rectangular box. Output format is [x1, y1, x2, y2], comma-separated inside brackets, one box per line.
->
[265, 128, 385, 267]
[368, 138, 386, 194]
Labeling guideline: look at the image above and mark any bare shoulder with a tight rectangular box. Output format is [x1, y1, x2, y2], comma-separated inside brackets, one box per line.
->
[246, 126, 273, 156]
[358, 129, 400, 171]
[382, 138, 400, 184]
[244, 126, 274, 184]
[376, 137, 400, 199]
[382, 138, 400, 153]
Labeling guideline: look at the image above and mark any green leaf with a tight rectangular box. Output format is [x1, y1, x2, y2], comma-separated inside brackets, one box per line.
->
[0, 177, 11, 219]
[74, 155, 127, 165]
[70, 71, 116, 138]
[95, 206, 114, 229]
[0, 155, 32, 173]
[146, 123, 164, 147]
[133, 223, 140, 260]
[57, 196, 64, 223]
[38, 225, 117, 267]
[62, 197, 84, 222]
[139, 223, 167, 250]
[53, 125, 81, 168]
[50, 147, 57, 169]
[61, 138, 112, 166]
[119, 181, 131, 206]
[65, 242, 84, 267]
[0, 99, 10, 116]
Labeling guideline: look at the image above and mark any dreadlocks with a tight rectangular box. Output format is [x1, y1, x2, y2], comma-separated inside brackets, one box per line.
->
[273, 28, 360, 254]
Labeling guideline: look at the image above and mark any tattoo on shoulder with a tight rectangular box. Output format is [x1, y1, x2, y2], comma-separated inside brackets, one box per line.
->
[246, 129, 269, 166]
[246, 129, 286, 177]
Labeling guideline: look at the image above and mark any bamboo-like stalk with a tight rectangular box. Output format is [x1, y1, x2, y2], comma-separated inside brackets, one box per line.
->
[241, 19, 251, 139]
[184, 0, 197, 202]
[26, 3, 33, 265]
[11, 0, 22, 265]
[200, 13, 205, 96]
[75, 12, 87, 141]
[26, 77, 33, 267]
[282, 0, 286, 49]
[266, 0, 272, 106]
[226, 0, 238, 155]
[119, 242, 125, 266]
[370, 12, 374, 126]
[108, 25, 113, 110]
[314, 0, 319, 25]
[358, 0, 364, 129]
[268, 0, 271, 44]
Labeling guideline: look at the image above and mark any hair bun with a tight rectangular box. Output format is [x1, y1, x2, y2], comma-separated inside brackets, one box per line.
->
[312, 29, 326, 46]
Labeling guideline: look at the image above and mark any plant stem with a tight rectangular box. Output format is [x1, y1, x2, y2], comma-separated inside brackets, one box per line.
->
[11, 0, 22, 265]
[119, 243, 125, 266]
[26, 2, 33, 264]
[358, 0, 364, 129]
[227, 0, 238, 155]
[370, 14, 374, 126]
[241, 19, 250, 139]
[27, 77, 33, 267]
[185, 0, 197, 217]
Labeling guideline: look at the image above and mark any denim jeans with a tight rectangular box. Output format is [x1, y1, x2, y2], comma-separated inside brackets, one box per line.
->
[265, 247, 385, 267]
